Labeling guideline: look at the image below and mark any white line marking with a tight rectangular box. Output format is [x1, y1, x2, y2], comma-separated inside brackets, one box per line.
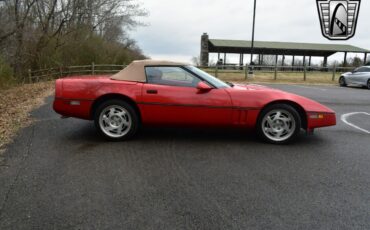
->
[341, 112, 370, 134]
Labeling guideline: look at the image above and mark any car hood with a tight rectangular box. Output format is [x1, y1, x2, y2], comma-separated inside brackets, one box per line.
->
[226, 84, 335, 113]
[342, 72, 353, 76]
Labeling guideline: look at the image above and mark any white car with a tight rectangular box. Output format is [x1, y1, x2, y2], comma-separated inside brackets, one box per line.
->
[339, 66, 370, 89]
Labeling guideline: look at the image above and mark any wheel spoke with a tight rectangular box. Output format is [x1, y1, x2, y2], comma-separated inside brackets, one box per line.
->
[275, 112, 282, 120]
[106, 126, 117, 131]
[116, 111, 126, 117]
[122, 119, 129, 126]
[280, 117, 291, 122]
[108, 108, 116, 117]
[275, 130, 284, 138]
[264, 127, 273, 133]
[102, 115, 110, 124]
[266, 117, 274, 127]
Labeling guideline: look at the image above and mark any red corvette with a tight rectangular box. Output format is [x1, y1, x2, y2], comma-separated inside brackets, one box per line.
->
[53, 60, 336, 144]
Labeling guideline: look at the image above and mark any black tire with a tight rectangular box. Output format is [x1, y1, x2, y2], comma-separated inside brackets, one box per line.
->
[367, 79, 370, 90]
[339, 76, 347, 87]
[257, 104, 301, 144]
[94, 99, 139, 141]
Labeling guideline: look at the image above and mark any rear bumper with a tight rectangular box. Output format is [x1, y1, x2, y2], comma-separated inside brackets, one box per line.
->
[307, 112, 336, 130]
[53, 98, 93, 120]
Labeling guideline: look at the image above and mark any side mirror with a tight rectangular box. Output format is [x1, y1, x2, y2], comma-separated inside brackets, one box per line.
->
[196, 81, 213, 93]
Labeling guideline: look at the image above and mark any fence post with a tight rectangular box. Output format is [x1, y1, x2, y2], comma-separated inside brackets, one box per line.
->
[274, 55, 278, 80]
[245, 64, 248, 80]
[332, 65, 336, 81]
[274, 64, 278, 80]
[92, 62, 95, 75]
[303, 64, 307, 81]
[28, 69, 32, 83]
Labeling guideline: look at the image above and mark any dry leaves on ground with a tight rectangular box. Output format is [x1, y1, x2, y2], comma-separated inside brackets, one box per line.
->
[0, 81, 54, 153]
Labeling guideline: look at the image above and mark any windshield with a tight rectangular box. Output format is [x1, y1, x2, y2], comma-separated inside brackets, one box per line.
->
[185, 66, 231, 88]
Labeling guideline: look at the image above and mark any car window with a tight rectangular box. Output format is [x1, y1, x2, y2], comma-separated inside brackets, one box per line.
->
[354, 67, 369, 72]
[145, 67, 201, 87]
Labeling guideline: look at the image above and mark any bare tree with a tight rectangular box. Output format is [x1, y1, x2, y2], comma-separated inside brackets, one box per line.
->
[191, 56, 200, 66]
[0, 0, 148, 78]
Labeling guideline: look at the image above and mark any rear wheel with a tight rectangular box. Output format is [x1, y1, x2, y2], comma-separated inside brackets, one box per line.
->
[367, 79, 370, 90]
[257, 104, 301, 144]
[339, 76, 347, 87]
[94, 99, 139, 140]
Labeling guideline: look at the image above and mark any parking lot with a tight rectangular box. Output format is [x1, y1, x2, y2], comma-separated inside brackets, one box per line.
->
[0, 84, 369, 229]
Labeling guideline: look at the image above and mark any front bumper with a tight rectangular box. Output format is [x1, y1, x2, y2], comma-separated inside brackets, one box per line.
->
[306, 112, 336, 130]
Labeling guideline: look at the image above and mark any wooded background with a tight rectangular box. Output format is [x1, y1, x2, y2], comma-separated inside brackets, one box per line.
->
[0, 0, 147, 87]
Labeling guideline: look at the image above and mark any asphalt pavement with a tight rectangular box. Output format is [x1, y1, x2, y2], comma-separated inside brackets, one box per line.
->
[0, 84, 369, 230]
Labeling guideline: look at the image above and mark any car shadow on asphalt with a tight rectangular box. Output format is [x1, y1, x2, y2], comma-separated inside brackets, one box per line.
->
[63, 121, 325, 147]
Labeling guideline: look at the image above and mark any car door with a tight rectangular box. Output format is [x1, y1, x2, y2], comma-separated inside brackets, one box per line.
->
[346, 68, 357, 84]
[139, 66, 233, 126]
[353, 67, 370, 85]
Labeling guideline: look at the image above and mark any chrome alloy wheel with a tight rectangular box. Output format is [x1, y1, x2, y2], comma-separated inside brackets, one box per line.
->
[99, 105, 132, 138]
[261, 109, 296, 142]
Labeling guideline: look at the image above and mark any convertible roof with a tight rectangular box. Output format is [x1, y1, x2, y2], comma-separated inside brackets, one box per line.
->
[110, 60, 187, 82]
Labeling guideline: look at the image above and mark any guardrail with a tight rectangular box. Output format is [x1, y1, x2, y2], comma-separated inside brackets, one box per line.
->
[27, 62, 356, 84]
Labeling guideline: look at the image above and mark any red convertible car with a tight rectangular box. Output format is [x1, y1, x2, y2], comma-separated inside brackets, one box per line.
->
[53, 60, 336, 144]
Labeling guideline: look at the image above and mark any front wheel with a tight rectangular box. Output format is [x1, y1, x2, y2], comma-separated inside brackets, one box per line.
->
[257, 104, 301, 144]
[94, 99, 139, 141]
[339, 76, 347, 87]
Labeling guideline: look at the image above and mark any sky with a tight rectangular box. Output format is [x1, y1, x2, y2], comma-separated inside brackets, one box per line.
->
[131, 0, 370, 65]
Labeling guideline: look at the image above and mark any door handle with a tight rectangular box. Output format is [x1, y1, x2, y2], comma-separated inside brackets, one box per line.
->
[146, 89, 158, 94]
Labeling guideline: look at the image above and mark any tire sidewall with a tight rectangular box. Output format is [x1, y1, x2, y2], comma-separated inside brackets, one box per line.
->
[94, 99, 139, 141]
[257, 104, 301, 144]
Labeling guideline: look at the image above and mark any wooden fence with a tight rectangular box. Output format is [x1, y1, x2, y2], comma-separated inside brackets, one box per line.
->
[202, 64, 354, 81]
[27, 63, 126, 83]
[27, 62, 355, 83]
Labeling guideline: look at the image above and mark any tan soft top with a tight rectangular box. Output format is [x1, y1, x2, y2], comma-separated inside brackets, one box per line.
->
[110, 60, 187, 82]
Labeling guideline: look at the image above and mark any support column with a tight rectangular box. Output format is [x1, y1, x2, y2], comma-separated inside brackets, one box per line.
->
[364, 53, 368, 65]
[303, 56, 306, 66]
[292, 56, 295, 66]
[323, 56, 328, 67]
[344, 52, 348, 66]
[282, 55, 285, 66]
[258, 54, 261, 65]
[261, 54, 264, 65]
[239, 54, 244, 70]
[224, 53, 226, 65]
[308, 56, 312, 67]
[200, 33, 209, 66]
[218, 53, 220, 61]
